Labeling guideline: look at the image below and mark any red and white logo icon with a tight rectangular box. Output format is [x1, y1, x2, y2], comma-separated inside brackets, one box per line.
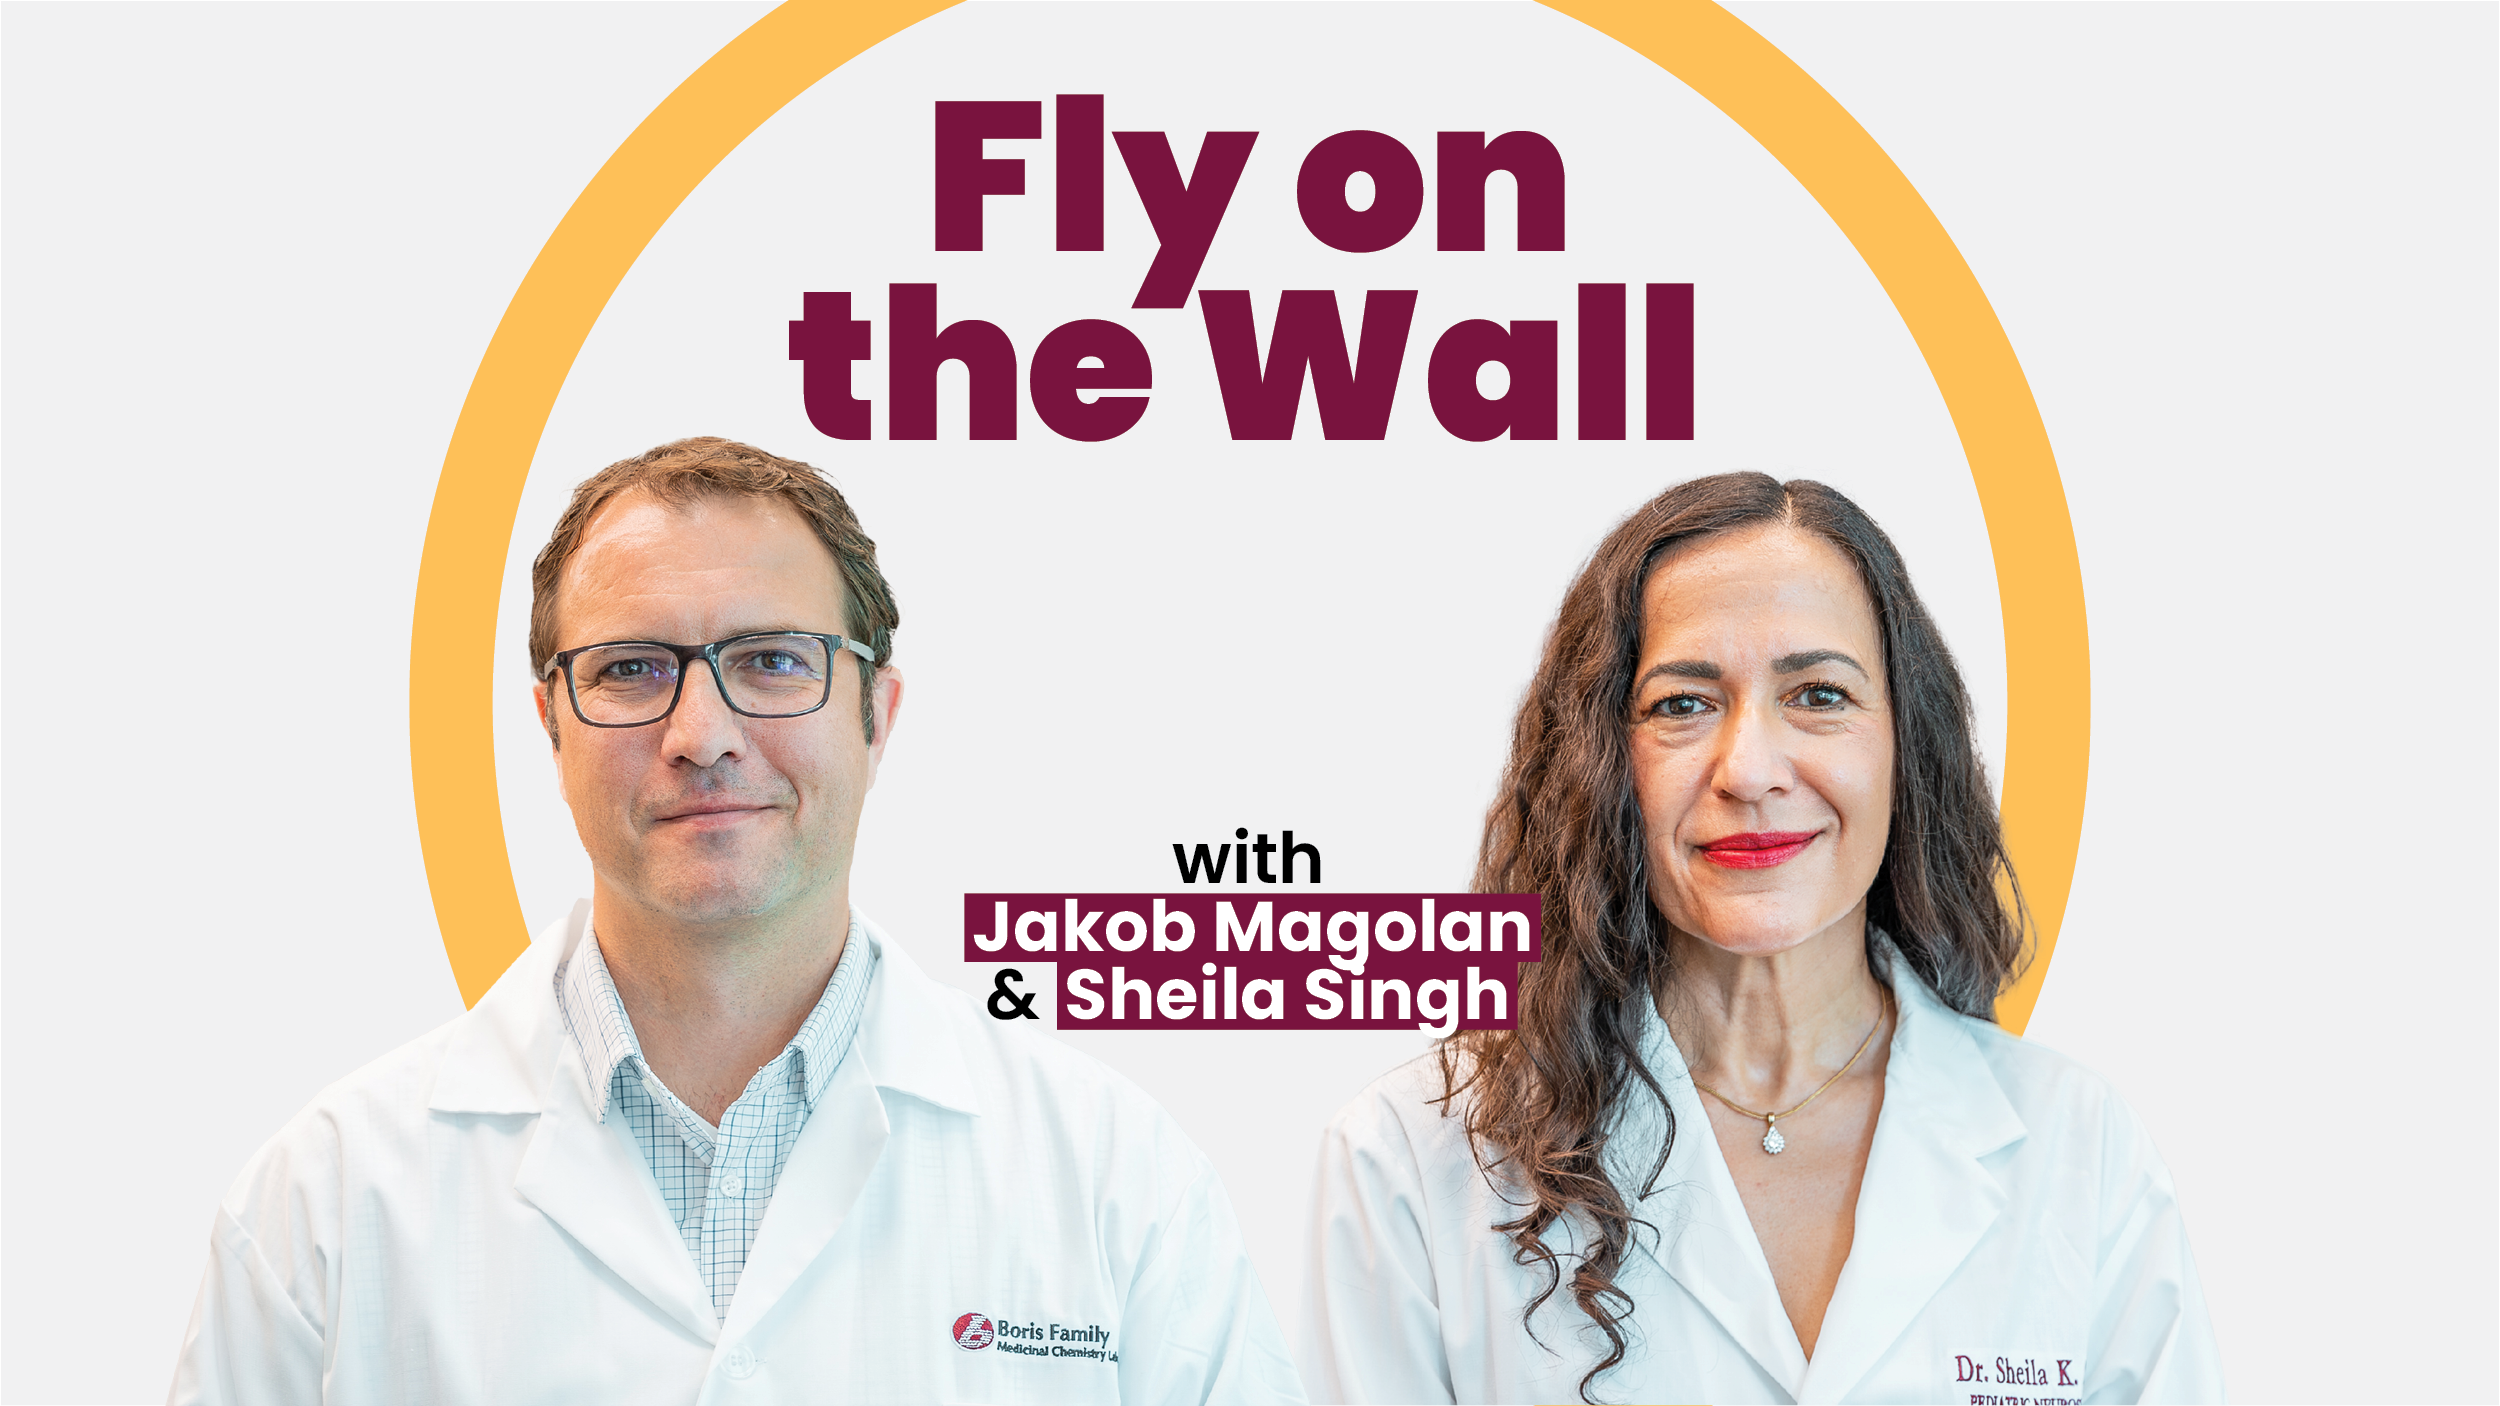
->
[952, 1313, 995, 1350]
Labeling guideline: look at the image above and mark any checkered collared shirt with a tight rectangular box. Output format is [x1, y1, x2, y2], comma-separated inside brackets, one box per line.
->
[554, 917, 878, 1320]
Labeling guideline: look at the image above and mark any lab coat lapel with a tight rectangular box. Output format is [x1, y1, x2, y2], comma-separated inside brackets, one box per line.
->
[715, 923, 975, 1342]
[512, 1018, 721, 1343]
[434, 901, 716, 1342]
[1633, 1012, 1813, 1396]
[846, 921, 983, 1118]
[1796, 968, 2026, 1403]
[716, 1036, 890, 1343]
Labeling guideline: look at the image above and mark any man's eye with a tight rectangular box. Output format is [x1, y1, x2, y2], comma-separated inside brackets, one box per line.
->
[1795, 684, 1849, 709]
[1655, 693, 1710, 718]
[601, 659, 663, 683]
[738, 650, 810, 676]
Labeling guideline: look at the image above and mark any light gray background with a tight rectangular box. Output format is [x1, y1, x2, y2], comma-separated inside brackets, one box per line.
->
[4, 3, 2492, 1402]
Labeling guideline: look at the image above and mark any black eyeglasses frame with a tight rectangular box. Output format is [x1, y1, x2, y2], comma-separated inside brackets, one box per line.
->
[544, 630, 878, 729]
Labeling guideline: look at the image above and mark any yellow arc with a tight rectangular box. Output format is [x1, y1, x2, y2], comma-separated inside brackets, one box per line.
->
[413, 0, 2087, 1033]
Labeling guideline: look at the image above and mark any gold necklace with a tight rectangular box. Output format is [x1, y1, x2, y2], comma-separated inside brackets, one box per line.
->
[1689, 993, 1890, 1155]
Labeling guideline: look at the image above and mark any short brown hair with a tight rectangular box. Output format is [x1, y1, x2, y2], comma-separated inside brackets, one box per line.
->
[529, 436, 900, 740]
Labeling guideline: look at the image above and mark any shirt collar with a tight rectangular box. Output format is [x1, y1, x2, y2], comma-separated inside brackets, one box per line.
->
[785, 915, 878, 1110]
[553, 914, 880, 1123]
[553, 925, 639, 1122]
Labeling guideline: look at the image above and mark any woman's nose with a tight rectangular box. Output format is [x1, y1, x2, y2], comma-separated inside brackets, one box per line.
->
[1711, 698, 1793, 802]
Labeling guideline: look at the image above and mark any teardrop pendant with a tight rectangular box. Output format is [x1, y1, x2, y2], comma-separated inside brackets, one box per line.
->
[1762, 1122, 1786, 1155]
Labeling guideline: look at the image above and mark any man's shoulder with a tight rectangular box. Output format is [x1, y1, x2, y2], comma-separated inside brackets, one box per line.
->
[868, 939, 1167, 1102]
[859, 927, 1209, 1160]
[218, 1013, 474, 1214]
[230, 918, 571, 1192]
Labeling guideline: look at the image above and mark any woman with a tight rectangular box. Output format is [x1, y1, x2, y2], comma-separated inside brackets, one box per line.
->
[1299, 474, 2219, 1404]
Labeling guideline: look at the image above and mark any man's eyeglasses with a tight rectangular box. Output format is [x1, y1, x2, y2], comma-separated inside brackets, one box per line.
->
[544, 631, 877, 728]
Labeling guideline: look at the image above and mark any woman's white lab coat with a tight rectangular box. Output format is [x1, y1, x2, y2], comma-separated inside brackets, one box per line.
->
[1299, 953, 2222, 1404]
[171, 907, 1303, 1405]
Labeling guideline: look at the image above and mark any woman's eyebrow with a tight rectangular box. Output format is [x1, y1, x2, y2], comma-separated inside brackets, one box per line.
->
[1774, 649, 1869, 676]
[1638, 659, 1722, 686]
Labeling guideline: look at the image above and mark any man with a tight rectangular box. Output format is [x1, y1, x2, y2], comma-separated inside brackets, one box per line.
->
[171, 437, 1303, 1402]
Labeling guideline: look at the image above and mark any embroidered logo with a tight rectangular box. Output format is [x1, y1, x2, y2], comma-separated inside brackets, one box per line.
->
[952, 1313, 996, 1350]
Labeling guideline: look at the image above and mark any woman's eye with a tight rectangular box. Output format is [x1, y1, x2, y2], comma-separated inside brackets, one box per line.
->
[1654, 693, 1710, 718]
[1794, 683, 1850, 709]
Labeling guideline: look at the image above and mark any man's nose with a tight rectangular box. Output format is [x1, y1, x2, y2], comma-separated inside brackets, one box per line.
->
[660, 661, 747, 769]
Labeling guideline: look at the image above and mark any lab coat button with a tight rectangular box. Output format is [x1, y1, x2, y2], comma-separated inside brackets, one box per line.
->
[725, 1343, 756, 1379]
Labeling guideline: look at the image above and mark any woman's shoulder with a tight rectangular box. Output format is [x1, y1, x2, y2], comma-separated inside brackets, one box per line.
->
[1320, 1046, 1500, 1195]
[1327, 1047, 1465, 1141]
[1923, 997, 2171, 1176]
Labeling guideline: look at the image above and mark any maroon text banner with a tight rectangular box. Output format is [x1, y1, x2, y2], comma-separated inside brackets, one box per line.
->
[962, 892, 1543, 1032]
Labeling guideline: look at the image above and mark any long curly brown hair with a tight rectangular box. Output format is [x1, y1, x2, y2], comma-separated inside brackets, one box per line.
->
[1439, 472, 2029, 1401]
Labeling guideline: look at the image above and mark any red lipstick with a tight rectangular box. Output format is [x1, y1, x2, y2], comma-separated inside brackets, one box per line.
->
[1697, 831, 1818, 869]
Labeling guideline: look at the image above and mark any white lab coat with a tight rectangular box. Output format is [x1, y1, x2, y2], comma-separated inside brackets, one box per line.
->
[172, 905, 1305, 1405]
[1300, 951, 2222, 1404]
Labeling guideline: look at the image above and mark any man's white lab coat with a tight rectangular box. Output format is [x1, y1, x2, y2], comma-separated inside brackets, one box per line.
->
[172, 906, 1304, 1405]
[1300, 953, 2222, 1404]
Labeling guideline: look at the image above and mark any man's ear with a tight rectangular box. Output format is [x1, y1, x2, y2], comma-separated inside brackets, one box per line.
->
[533, 678, 561, 752]
[865, 666, 904, 774]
